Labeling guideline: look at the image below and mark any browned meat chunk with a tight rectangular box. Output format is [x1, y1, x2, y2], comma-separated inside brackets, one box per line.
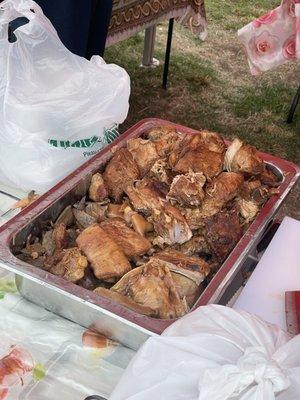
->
[173, 149, 224, 178]
[153, 248, 210, 284]
[112, 259, 188, 319]
[147, 125, 182, 157]
[176, 234, 211, 256]
[127, 138, 159, 176]
[167, 172, 206, 206]
[103, 148, 140, 201]
[50, 248, 88, 282]
[151, 202, 192, 245]
[100, 218, 152, 258]
[259, 167, 280, 187]
[150, 159, 173, 184]
[76, 224, 131, 280]
[125, 179, 168, 215]
[224, 138, 264, 176]
[89, 173, 108, 202]
[52, 223, 68, 250]
[93, 287, 158, 317]
[206, 209, 242, 262]
[184, 172, 244, 229]
[170, 272, 200, 308]
[85, 202, 108, 221]
[169, 131, 225, 178]
[73, 208, 97, 229]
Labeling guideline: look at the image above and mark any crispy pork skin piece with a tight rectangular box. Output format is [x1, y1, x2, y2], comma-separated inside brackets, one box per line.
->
[127, 138, 160, 176]
[76, 224, 131, 280]
[153, 248, 210, 284]
[103, 148, 139, 201]
[112, 259, 188, 319]
[206, 209, 242, 262]
[224, 138, 264, 176]
[151, 201, 192, 245]
[89, 173, 108, 202]
[93, 287, 157, 317]
[167, 172, 206, 206]
[100, 218, 152, 258]
[50, 248, 88, 282]
[125, 179, 168, 215]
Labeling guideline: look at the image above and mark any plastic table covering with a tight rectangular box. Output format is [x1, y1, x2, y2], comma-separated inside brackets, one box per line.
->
[0, 189, 135, 400]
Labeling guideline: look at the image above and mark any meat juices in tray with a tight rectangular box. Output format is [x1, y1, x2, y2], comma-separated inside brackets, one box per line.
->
[0, 119, 298, 349]
[12, 125, 281, 318]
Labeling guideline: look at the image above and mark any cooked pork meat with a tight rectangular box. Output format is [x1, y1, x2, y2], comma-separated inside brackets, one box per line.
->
[73, 208, 97, 229]
[100, 218, 152, 258]
[176, 234, 211, 256]
[89, 173, 108, 202]
[93, 286, 157, 317]
[206, 209, 242, 262]
[259, 167, 280, 187]
[183, 172, 244, 229]
[76, 224, 131, 280]
[52, 223, 68, 250]
[147, 125, 182, 157]
[127, 138, 159, 176]
[169, 131, 225, 178]
[150, 159, 173, 184]
[224, 138, 264, 176]
[103, 148, 140, 201]
[167, 172, 206, 206]
[150, 201, 192, 245]
[153, 248, 210, 284]
[50, 248, 88, 282]
[112, 259, 188, 319]
[128, 212, 154, 237]
[125, 179, 168, 215]
[170, 272, 200, 308]
[237, 198, 259, 223]
[85, 202, 108, 221]
[17, 124, 281, 320]
[173, 149, 224, 178]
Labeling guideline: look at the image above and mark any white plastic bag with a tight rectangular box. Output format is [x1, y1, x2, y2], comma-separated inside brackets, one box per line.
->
[110, 305, 300, 400]
[0, 0, 130, 193]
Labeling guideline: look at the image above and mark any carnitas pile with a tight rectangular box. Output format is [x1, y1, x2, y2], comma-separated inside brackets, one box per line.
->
[16, 126, 280, 319]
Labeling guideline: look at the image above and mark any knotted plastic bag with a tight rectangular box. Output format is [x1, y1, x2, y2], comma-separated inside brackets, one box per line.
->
[109, 305, 300, 400]
[0, 0, 130, 193]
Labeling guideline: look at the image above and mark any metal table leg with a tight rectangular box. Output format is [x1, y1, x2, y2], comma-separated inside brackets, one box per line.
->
[287, 86, 300, 124]
[162, 18, 174, 90]
[141, 25, 159, 67]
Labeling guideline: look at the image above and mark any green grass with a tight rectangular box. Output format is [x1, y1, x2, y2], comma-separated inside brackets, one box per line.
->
[105, 0, 300, 164]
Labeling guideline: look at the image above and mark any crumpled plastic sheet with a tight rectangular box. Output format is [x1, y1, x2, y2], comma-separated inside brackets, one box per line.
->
[0, 266, 135, 400]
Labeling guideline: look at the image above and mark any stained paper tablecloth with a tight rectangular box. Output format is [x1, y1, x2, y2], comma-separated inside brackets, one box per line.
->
[0, 265, 135, 400]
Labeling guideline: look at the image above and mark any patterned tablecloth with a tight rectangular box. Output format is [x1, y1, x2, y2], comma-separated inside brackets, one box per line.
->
[107, 0, 207, 45]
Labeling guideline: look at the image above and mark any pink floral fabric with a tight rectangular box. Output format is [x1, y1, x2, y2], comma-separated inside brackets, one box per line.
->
[238, 0, 300, 74]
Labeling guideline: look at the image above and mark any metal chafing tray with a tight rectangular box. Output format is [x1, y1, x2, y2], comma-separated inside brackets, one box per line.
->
[0, 118, 299, 350]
